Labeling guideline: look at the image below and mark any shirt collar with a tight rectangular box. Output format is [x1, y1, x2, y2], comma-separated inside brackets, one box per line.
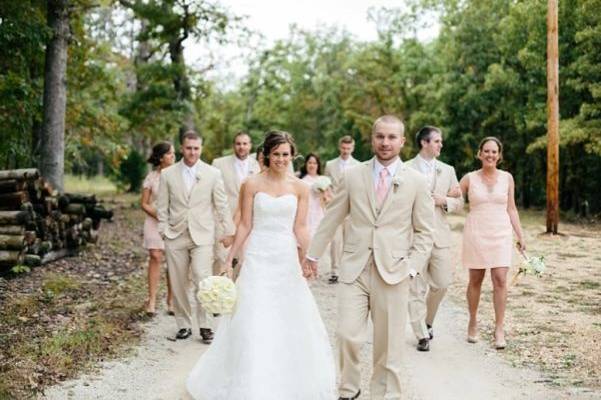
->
[374, 157, 401, 176]
[417, 154, 436, 170]
[183, 161, 199, 174]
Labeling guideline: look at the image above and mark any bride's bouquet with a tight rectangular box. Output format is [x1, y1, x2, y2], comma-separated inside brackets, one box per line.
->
[197, 275, 237, 314]
[511, 250, 546, 286]
[312, 176, 332, 192]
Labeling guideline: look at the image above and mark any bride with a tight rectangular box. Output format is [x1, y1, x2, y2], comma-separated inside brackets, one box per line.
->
[186, 131, 336, 399]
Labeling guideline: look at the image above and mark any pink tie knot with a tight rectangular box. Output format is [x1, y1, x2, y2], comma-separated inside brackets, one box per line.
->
[380, 168, 389, 178]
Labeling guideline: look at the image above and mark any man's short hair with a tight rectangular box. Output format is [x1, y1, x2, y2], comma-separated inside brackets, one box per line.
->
[415, 126, 442, 149]
[181, 130, 203, 144]
[233, 131, 251, 144]
[338, 135, 355, 146]
[372, 115, 405, 136]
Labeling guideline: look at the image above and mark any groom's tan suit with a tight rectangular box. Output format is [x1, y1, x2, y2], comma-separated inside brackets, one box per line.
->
[157, 160, 234, 330]
[323, 156, 360, 277]
[211, 154, 260, 270]
[407, 157, 463, 338]
[308, 158, 434, 399]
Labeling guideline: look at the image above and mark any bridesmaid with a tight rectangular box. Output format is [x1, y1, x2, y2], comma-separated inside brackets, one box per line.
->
[300, 153, 332, 237]
[459, 137, 526, 349]
[141, 141, 175, 316]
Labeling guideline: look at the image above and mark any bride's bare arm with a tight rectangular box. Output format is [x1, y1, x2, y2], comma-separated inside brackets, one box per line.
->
[293, 181, 311, 261]
[223, 181, 254, 274]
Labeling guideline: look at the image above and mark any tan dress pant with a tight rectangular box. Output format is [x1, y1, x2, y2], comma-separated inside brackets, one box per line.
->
[330, 225, 343, 276]
[408, 246, 454, 339]
[337, 255, 409, 399]
[165, 229, 214, 330]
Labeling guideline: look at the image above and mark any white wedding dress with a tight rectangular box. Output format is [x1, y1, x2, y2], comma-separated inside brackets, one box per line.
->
[186, 192, 336, 400]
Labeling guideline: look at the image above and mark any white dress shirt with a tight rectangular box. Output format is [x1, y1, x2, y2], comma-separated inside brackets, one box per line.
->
[182, 161, 199, 194]
[373, 157, 401, 191]
[416, 154, 436, 191]
[339, 157, 349, 173]
[234, 157, 250, 183]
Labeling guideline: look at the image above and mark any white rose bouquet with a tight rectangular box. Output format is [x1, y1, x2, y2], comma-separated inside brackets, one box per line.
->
[312, 176, 332, 192]
[196, 275, 237, 314]
[511, 251, 546, 285]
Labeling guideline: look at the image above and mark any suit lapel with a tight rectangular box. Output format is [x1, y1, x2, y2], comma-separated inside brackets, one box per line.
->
[362, 158, 378, 218]
[176, 161, 190, 203]
[229, 156, 240, 192]
[188, 161, 203, 204]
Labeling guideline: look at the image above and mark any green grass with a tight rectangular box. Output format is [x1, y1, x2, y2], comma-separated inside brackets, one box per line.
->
[64, 174, 118, 196]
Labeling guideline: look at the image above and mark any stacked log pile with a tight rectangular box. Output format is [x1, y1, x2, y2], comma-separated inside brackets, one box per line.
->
[0, 169, 113, 269]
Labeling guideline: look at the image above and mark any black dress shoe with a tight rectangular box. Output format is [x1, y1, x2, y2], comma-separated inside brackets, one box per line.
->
[328, 275, 339, 284]
[417, 338, 430, 352]
[175, 328, 192, 340]
[427, 324, 433, 340]
[338, 389, 360, 400]
[200, 328, 214, 344]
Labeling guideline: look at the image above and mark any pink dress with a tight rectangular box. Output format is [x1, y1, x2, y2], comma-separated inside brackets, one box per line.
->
[142, 170, 164, 250]
[301, 175, 325, 238]
[462, 170, 513, 269]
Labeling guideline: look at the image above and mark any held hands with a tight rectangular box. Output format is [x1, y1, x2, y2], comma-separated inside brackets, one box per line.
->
[302, 259, 319, 280]
[220, 235, 234, 248]
[220, 260, 234, 279]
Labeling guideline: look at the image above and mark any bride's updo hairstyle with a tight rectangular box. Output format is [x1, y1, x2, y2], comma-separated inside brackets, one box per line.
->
[262, 130, 297, 167]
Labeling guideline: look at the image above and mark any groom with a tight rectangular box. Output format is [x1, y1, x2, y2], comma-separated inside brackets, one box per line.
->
[157, 131, 235, 343]
[306, 115, 434, 400]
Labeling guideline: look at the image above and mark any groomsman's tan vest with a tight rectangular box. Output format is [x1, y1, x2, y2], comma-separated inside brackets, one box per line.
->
[308, 158, 434, 284]
[157, 160, 234, 246]
[212, 154, 261, 215]
[406, 157, 463, 248]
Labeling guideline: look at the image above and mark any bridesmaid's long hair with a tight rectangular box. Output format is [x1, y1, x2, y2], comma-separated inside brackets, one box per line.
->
[147, 141, 173, 167]
[300, 153, 322, 178]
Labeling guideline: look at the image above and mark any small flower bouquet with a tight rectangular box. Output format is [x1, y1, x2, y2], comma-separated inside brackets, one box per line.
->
[197, 275, 237, 314]
[511, 251, 546, 285]
[312, 176, 332, 192]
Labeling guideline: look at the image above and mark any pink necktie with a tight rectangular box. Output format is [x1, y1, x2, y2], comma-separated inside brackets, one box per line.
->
[376, 168, 390, 207]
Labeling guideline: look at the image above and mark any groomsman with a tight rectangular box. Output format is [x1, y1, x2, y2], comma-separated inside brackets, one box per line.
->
[324, 135, 360, 284]
[306, 116, 433, 400]
[212, 132, 261, 270]
[407, 126, 463, 352]
[157, 131, 234, 342]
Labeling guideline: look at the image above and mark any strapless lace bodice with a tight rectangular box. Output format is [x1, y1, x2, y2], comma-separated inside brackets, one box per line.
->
[252, 192, 298, 236]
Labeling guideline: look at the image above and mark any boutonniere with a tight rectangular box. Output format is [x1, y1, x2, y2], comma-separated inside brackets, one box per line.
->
[195, 172, 202, 182]
[392, 176, 404, 192]
[436, 166, 442, 175]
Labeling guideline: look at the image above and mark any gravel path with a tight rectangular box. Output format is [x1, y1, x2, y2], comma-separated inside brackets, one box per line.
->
[41, 276, 596, 400]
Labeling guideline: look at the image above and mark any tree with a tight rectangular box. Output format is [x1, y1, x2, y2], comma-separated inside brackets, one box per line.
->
[40, 0, 70, 192]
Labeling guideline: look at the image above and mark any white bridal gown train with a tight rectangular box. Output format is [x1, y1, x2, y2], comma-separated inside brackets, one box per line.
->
[186, 192, 336, 400]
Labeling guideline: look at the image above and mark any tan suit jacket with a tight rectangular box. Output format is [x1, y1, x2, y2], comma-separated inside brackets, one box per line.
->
[212, 155, 260, 215]
[324, 156, 360, 193]
[406, 157, 463, 248]
[308, 158, 434, 285]
[157, 160, 234, 246]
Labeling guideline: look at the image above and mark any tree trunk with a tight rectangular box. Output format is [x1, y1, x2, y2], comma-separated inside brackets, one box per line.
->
[40, 0, 70, 193]
[169, 37, 196, 141]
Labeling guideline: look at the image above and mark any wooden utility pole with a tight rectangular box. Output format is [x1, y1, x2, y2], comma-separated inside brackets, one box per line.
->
[546, 0, 559, 234]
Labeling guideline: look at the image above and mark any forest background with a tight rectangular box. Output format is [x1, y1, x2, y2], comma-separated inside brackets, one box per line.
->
[1, 0, 600, 215]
